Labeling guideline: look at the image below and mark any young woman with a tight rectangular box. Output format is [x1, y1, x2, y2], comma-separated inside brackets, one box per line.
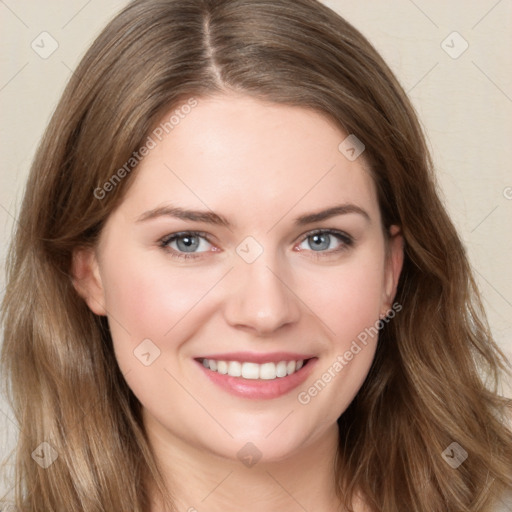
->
[1, 0, 511, 510]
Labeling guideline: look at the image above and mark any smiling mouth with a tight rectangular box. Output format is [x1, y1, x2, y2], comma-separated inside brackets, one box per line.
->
[197, 358, 314, 380]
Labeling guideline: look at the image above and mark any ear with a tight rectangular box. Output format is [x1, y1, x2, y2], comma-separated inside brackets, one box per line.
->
[71, 247, 107, 316]
[381, 225, 404, 314]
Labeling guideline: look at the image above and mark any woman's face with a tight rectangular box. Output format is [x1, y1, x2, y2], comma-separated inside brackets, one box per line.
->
[75, 93, 403, 463]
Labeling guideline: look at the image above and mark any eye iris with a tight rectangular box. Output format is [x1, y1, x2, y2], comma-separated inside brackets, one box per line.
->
[308, 233, 330, 251]
[176, 235, 199, 252]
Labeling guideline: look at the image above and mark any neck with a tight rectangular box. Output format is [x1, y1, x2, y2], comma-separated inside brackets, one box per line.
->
[145, 413, 345, 512]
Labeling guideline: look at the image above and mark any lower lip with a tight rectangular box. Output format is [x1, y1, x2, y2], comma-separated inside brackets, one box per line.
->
[195, 358, 318, 400]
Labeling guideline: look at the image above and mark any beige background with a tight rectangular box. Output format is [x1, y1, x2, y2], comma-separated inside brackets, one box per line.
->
[1, 0, 511, 500]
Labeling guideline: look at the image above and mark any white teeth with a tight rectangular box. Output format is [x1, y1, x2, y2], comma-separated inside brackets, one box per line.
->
[217, 360, 228, 375]
[259, 362, 276, 380]
[276, 361, 287, 378]
[242, 362, 260, 379]
[201, 358, 307, 380]
[228, 360, 241, 377]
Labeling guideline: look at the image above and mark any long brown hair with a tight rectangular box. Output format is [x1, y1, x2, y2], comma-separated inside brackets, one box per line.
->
[2, 0, 511, 510]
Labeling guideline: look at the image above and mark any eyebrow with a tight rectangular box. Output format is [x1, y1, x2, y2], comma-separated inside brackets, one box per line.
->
[136, 206, 230, 227]
[293, 204, 371, 225]
[136, 203, 370, 227]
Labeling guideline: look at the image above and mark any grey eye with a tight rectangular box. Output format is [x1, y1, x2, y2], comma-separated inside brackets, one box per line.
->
[307, 233, 332, 251]
[297, 231, 351, 253]
[175, 234, 200, 252]
[164, 233, 212, 253]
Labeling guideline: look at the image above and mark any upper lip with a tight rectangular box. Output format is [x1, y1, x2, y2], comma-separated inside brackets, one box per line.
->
[196, 352, 316, 364]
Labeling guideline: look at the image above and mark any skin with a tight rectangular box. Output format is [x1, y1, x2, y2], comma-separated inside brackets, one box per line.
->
[73, 93, 403, 512]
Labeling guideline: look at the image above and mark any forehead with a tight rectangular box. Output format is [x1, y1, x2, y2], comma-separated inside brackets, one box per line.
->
[117, 93, 379, 225]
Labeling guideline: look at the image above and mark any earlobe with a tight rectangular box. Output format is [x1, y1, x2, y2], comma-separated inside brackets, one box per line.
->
[71, 247, 107, 316]
[382, 225, 404, 314]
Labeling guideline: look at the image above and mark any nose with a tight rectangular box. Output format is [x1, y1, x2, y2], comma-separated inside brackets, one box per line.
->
[223, 257, 301, 336]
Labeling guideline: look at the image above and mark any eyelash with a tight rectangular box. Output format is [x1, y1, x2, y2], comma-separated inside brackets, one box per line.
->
[158, 229, 354, 260]
[158, 231, 213, 260]
[297, 228, 354, 257]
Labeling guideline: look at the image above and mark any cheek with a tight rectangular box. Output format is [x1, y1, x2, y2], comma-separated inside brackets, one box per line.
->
[100, 252, 223, 352]
[294, 255, 384, 418]
[295, 248, 386, 345]
[99, 255, 227, 410]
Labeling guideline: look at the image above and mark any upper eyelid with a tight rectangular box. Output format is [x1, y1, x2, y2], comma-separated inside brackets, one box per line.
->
[159, 232, 214, 259]
[297, 228, 353, 243]
[160, 230, 212, 243]
[160, 228, 352, 240]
